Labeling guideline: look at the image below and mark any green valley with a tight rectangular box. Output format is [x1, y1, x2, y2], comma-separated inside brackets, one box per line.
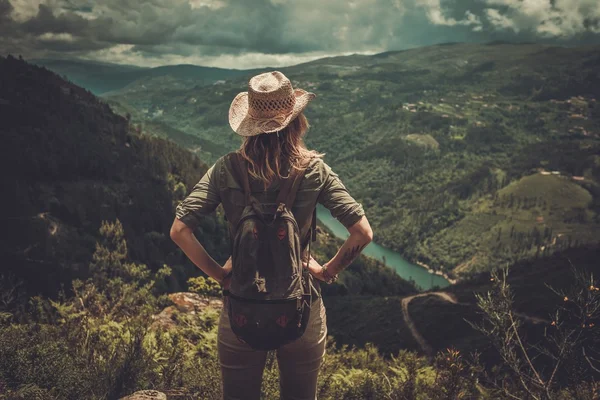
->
[2, 50, 600, 400]
[101, 42, 600, 278]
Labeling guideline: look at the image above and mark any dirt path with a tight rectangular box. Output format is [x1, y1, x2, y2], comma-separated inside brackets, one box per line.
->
[401, 293, 435, 356]
[401, 292, 549, 357]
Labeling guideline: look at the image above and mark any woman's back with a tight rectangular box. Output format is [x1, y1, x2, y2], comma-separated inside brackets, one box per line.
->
[176, 152, 365, 248]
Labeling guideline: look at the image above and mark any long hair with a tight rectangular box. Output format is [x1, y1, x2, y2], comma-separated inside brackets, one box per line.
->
[239, 113, 323, 188]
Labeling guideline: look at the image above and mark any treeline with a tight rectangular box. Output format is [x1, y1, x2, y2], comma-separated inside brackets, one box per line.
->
[493, 193, 550, 210]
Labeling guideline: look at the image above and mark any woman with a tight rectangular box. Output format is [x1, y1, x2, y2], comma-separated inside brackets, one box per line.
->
[170, 71, 373, 400]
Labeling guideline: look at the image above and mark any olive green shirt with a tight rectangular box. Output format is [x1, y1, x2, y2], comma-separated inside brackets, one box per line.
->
[175, 152, 365, 296]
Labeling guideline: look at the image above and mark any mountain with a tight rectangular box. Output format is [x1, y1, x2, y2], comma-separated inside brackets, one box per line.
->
[32, 58, 254, 95]
[0, 55, 231, 296]
[103, 42, 600, 278]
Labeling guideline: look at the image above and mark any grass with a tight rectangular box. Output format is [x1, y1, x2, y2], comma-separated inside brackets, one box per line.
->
[404, 134, 440, 150]
[499, 174, 592, 209]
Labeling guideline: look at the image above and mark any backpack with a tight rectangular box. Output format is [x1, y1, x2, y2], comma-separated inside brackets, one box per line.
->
[223, 152, 316, 351]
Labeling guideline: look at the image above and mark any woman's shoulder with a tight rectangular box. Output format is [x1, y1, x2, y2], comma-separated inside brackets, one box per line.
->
[218, 151, 238, 166]
[209, 151, 241, 190]
[303, 156, 331, 188]
[215, 151, 243, 175]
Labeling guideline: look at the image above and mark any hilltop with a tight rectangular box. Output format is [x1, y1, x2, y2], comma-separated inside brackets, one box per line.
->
[32, 58, 255, 95]
[95, 42, 600, 277]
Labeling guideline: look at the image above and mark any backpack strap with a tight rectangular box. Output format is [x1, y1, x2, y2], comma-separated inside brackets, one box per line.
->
[311, 207, 317, 242]
[276, 157, 312, 210]
[232, 152, 252, 206]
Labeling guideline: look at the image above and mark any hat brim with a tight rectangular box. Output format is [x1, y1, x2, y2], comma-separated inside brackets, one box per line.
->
[228, 88, 316, 137]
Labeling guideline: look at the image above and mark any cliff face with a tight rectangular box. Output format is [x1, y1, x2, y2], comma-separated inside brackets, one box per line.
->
[0, 55, 230, 296]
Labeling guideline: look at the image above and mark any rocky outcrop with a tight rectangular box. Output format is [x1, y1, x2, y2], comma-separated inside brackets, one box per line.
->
[152, 292, 223, 330]
[120, 390, 167, 400]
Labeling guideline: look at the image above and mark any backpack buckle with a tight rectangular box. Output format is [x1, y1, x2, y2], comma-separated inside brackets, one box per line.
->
[275, 202, 286, 221]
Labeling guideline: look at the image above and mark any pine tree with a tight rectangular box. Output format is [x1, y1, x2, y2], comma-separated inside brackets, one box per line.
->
[89, 219, 129, 287]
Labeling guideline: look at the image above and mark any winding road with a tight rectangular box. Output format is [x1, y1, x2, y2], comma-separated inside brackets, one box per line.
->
[401, 292, 549, 356]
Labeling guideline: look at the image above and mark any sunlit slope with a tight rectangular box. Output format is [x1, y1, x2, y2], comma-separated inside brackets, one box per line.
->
[422, 173, 600, 274]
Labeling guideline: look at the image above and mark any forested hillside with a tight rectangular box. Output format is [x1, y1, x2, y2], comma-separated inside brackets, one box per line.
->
[103, 42, 600, 277]
[0, 55, 230, 296]
[32, 59, 254, 95]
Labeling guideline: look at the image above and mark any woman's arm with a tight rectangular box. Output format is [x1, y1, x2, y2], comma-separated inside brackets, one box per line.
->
[306, 216, 373, 281]
[170, 159, 231, 285]
[325, 215, 373, 275]
[170, 218, 232, 284]
[308, 161, 373, 282]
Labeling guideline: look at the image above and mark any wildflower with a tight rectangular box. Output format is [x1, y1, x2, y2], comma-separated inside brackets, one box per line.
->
[564, 296, 569, 302]
[551, 321, 556, 326]
[590, 285, 597, 291]
[490, 278, 495, 282]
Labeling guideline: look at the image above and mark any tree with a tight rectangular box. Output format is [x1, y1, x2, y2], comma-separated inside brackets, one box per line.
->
[188, 276, 221, 297]
[471, 267, 600, 399]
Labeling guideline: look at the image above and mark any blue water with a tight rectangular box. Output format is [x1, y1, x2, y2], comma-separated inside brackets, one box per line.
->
[316, 204, 450, 290]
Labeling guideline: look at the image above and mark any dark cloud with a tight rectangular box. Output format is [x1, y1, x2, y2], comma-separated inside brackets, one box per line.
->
[1, 0, 599, 68]
[0, 0, 12, 18]
[21, 4, 90, 34]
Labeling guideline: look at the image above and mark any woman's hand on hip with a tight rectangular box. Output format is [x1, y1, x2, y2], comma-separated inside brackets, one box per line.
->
[220, 256, 233, 290]
[303, 256, 327, 282]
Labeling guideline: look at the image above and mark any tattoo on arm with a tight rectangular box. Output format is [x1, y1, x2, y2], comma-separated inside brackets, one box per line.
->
[339, 244, 367, 269]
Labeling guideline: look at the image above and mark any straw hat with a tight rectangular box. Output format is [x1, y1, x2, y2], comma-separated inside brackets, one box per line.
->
[228, 71, 316, 137]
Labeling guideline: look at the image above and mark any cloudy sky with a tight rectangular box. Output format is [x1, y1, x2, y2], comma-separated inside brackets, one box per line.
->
[1, 0, 599, 68]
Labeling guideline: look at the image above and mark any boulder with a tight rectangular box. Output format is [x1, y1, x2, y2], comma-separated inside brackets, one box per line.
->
[169, 292, 223, 313]
[120, 390, 167, 400]
[151, 292, 223, 330]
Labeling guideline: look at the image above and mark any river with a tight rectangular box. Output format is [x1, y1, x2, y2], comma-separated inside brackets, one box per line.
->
[316, 204, 450, 290]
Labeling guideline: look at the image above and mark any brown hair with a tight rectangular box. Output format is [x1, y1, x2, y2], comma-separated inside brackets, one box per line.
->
[239, 113, 323, 188]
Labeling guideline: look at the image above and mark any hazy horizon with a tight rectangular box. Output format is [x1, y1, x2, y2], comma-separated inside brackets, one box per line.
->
[9, 40, 598, 71]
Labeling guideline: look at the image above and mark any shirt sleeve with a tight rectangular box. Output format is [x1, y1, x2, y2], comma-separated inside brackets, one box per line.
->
[317, 162, 365, 229]
[175, 159, 222, 229]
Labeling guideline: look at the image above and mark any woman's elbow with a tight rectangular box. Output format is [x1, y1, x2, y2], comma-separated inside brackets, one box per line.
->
[364, 225, 374, 244]
[349, 216, 374, 244]
[170, 218, 191, 242]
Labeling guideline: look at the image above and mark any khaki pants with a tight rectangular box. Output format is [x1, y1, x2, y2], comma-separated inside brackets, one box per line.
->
[218, 296, 327, 400]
